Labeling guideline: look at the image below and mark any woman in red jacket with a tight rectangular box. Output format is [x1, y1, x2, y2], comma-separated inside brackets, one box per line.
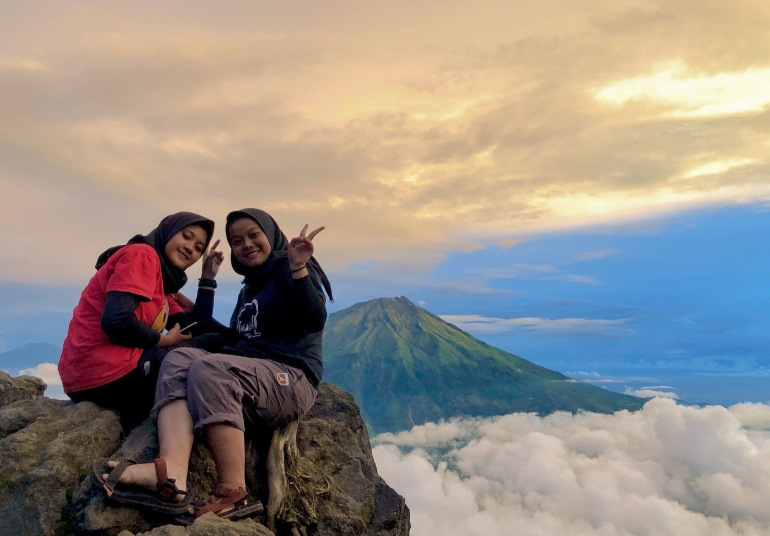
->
[58, 212, 224, 423]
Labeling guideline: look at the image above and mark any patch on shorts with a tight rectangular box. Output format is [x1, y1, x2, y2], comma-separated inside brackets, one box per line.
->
[276, 372, 290, 386]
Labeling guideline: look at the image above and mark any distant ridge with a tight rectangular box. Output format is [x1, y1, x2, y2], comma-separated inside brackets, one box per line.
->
[0, 342, 61, 373]
[323, 296, 643, 433]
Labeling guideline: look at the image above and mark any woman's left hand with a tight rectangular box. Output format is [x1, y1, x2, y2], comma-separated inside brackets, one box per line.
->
[201, 239, 224, 279]
[288, 225, 324, 271]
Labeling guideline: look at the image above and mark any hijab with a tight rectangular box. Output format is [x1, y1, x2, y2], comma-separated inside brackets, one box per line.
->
[225, 208, 333, 301]
[95, 212, 215, 294]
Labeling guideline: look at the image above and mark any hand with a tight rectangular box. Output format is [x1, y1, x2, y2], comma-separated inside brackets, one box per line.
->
[158, 323, 192, 348]
[288, 225, 324, 271]
[172, 292, 195, 314]
[201, 239, 224, 280]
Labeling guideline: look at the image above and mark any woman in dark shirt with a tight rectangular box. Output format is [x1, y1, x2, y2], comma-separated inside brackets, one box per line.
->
[98, 208, 332, 518]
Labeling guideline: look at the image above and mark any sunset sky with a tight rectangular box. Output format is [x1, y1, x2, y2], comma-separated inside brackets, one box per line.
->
[1, 0, 768, 404]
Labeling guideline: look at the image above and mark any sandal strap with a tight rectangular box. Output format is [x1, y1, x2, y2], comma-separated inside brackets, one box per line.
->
[154, 458, 187, 501]
[194, 486, 247, 517]
[103, 459, 137, 495]
[212, 484, 244, 499]
[153, 458, 168, 488]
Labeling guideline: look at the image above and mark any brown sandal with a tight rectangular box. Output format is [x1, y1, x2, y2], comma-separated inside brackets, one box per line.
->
[194, 484, 264, 519]
[91, 457, 190, 515]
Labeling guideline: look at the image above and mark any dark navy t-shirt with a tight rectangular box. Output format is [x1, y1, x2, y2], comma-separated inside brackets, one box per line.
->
[224, 261, 327, 388]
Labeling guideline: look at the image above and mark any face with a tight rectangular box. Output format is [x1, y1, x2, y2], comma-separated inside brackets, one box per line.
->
[164, 224, 208, 270]
[228, 218, 272, 267]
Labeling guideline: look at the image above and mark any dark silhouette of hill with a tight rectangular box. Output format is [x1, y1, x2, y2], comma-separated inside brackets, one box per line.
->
[0, 342, 61, 373]
[323, 296, 644, 433]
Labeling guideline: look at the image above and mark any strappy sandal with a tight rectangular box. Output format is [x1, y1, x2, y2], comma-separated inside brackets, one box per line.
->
[91, 457, 191, 516]
[193, 484, 264, 520]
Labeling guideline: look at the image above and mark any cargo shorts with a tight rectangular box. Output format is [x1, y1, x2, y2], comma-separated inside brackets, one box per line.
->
[152, 347, 318, 431]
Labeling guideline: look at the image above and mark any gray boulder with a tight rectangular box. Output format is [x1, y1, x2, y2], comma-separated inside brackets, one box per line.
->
[0, 396, 123, 536]
[1, 375, 409, 536]
[0, 370, 46, 407]
[114, 513, 274, 536]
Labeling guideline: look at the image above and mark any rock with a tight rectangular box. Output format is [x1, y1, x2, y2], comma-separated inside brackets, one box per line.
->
[285, 383, 410, 536]
[4, 374, 409, 536]
[0, 395, 123, 536]
[0, 370, 46, 407]
[115, 514, 274, 536]
[68, 420, 220, 536]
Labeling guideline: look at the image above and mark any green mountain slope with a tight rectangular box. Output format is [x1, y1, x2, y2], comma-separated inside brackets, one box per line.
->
[323, 296, 644, 433]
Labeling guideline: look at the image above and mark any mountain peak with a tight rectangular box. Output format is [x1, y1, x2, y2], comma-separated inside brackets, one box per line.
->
[324, 297, 643, 433]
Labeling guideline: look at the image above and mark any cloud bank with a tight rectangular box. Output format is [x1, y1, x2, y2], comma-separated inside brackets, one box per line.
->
[441, 315, 634, 337]
[373, 399, 770, 535]
[1, 0, 769, 284]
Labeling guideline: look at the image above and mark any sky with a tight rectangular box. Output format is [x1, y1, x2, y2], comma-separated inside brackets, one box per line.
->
[1, 2, 769, 534]
[1, 0, 768, 403]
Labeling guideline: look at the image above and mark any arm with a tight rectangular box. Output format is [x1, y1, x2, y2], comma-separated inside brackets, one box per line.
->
[101, 291, 161, 348]
[174, 239, 226, 334]
[102, 292, 192, 348]
[289, 268, 327, 333]
[286, 224, 327, 333]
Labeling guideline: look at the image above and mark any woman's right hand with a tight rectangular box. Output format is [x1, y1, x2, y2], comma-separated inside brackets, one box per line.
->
[201, 239, 224, 280]
[158, 323, 192, 348]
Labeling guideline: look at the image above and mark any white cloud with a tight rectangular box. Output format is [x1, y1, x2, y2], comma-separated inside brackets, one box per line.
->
[682, 158, 758, 179]
[566, 371, 623, 383]
[594, 60, 770, 118]
[625, 386, 679, 399]
[374, 399, 770, 536]
[441, 315, 634, 337]
[18, 362, 68, 400]
[564, 249, 620, 263]
[19, 362, 61, 385]
[1, 1, 769, 284]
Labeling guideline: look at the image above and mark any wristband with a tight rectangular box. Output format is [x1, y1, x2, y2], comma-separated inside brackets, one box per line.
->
[198, 278, 218, 289]
[290, 265, 307, 274]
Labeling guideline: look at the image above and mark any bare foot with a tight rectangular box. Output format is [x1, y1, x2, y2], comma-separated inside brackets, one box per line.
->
[103, 460, 187, 501]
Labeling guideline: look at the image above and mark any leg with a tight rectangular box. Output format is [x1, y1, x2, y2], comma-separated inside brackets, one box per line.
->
[186, 357, 249, 490]
[206, 424, 246, 490]
[104, 399, 193, 497]
[104, 347, 210, 498]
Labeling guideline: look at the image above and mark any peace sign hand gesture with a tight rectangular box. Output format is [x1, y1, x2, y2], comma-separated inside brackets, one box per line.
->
[201, 239, 224, 280]
[288, 225, 324, 276]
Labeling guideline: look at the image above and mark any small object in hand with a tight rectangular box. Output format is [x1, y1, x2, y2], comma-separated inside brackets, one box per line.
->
[180, 322, 198, 334]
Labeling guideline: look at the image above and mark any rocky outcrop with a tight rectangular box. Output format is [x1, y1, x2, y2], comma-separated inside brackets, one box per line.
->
[0, 370, 46, 407]
[0, 397, 123, 536]
[287, 384, 410, 536]
[0, 377, 409, 536]
[117, 513, 274, 535]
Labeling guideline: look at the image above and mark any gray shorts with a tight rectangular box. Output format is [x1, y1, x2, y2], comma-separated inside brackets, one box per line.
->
[153, 347, 318, 432]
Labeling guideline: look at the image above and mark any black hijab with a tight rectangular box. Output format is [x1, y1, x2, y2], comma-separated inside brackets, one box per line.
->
[225, 208, 333, 301]
[95, 212, 215, 294]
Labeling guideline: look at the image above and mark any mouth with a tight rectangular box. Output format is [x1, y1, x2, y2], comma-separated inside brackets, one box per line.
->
[242, 249, 264, 263]
[177, 250, 190, 261]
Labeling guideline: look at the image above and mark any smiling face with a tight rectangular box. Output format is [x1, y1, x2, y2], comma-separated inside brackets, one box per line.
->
[228, 217, 272, 267]
[163, 224, 208, 270]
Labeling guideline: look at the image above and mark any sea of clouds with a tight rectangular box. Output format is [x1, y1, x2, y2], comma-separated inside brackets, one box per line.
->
[373, 398, 770, 536]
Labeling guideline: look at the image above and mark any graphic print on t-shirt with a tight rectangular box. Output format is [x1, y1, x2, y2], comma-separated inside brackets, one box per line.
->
[237, 298, 261, 338]
[150, 300, 170, 333]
